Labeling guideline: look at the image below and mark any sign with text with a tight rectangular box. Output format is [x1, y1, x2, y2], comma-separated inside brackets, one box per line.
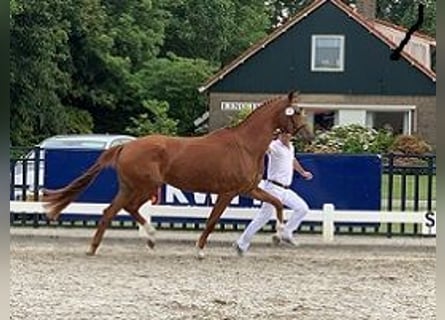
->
[220, 101, 261, 111]
[422, 211, 436, 235]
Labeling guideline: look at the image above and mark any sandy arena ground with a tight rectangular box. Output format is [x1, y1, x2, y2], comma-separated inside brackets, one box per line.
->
[10, 227, 435, 320]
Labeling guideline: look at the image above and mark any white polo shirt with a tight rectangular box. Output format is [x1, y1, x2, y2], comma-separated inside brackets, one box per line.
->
[266, 139, 294, 186]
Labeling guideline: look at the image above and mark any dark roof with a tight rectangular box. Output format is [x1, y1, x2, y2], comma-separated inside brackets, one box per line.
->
[199, 0, 436, 93]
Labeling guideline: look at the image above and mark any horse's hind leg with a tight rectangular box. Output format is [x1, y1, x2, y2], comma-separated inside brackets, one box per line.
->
[247, 187, 284, 234]
[86, 189, 131, 256]
[196, 192, 236, 259]
[124, 189, 159, 249]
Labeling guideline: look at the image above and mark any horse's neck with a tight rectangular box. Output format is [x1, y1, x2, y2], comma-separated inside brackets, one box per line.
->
[235, 104, 282, 155]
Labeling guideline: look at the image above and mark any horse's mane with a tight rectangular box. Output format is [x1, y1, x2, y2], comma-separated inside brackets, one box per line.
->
[230, 95, 284, 130]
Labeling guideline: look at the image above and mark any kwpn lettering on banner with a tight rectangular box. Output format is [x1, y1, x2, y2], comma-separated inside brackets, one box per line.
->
[422, 211, 436, 235]
[162, 185, 263, 207]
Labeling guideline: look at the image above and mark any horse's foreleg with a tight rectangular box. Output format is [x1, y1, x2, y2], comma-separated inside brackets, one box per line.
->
[196, 193, 236, 258]
[247, 187, 284, 232]
[87, 191, 129, 256]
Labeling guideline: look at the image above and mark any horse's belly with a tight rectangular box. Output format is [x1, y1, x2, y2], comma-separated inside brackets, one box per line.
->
[164, 168, 250, 194]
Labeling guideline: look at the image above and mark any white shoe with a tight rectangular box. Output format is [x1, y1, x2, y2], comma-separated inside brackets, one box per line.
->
[233, 242, 245, 257]
[281, 237, 299, 247]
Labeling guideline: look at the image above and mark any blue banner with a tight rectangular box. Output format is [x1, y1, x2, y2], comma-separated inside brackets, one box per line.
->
[44, 149, 118, 203]
[45, 150, 381, 210]
[159, 154, 382, 210]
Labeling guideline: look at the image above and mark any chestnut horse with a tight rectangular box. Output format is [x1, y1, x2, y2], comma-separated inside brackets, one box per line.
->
[43, 91, 314, 257]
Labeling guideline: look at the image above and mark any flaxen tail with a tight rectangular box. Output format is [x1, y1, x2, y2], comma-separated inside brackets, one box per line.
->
[43, 145, 124, 221]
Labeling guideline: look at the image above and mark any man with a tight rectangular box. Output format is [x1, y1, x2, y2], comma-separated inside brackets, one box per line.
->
[234, 131, 313, 255]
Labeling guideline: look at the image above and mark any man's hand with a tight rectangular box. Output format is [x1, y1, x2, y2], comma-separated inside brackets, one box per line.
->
[301, 171, 313, 180]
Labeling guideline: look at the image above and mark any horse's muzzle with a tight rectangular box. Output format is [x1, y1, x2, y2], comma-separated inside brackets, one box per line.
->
[293, 124, 315, 142]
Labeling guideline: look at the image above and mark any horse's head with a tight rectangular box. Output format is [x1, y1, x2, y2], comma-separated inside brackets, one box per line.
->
[276, 91, 315, 142]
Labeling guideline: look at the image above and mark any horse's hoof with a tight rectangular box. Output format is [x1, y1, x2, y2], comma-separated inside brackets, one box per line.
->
[143, 223, 156, 237]
[146, 238, 156, 249]
[272, 234, 282, 246]
[85, 245, 97, 256]
[195, 247, 205, 260]
[45, 213, 57, 222]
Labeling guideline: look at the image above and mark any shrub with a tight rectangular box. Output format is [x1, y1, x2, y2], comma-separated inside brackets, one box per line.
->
[389, 134, 432, 155]
[388, 135, 433, 166]
[228, 108, 253, 127]
[125, 100, 178, 136]
[303, 124, 395, 154]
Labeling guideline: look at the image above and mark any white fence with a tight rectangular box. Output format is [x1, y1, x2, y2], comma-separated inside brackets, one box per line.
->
[10, 201, 436, 239]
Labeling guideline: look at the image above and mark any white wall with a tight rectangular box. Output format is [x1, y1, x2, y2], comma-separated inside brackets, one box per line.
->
[337, 110, 367, 126]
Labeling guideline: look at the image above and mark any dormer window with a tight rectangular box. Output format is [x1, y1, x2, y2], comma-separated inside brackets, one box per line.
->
[311, 35, 345, 72]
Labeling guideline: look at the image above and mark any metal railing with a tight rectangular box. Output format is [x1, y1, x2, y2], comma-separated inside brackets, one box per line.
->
[380, 153, 435, 236]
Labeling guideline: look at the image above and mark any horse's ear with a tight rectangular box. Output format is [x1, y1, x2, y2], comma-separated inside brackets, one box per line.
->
[287, 90, 299, 102]
[287, 91, 294, 101]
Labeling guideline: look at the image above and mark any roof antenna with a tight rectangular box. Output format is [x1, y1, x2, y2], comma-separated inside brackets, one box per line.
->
[390, 3, 424, 60]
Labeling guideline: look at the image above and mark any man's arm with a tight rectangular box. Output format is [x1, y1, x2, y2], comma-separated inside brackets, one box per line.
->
[267, 141, 278, 156]
[293, 158, 313, 180]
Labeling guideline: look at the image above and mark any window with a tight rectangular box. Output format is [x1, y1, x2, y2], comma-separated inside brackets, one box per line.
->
[313, 111, 336, 132]
[299, 103, 415, 137]
[311, 35, 345, 72]
[369, 111, 407, 135]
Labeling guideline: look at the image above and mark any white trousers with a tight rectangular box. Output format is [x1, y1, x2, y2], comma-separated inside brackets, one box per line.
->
[236, 181, 309, 251]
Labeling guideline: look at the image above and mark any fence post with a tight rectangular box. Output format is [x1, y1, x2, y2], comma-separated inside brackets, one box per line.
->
[426, 155, 434, 212]
[33, 146, 41, 202]
[323, 203, 335, 242]
[387, 153, 394, 237]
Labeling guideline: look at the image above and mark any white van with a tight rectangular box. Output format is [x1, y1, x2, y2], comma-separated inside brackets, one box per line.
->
[12, 134, 136, 200]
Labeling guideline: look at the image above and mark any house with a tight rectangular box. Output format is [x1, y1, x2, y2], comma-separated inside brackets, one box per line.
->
[198, 0, 436, 146]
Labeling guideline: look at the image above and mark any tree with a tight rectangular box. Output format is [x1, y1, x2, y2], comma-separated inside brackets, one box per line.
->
[376, 0, 435, 37]
[222, 0, 271, 64]
[266, 0, 312, 28]
[63, 0, 169, 134]
[161, 0, 235, 64]
[266, 1, 435, 38]
[10, 0, 170, 145]
[125, 100, 178, 136]
[10, 0, 90, 146]
[133, 54, 217, 135]
[161, 0, 270, 65]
